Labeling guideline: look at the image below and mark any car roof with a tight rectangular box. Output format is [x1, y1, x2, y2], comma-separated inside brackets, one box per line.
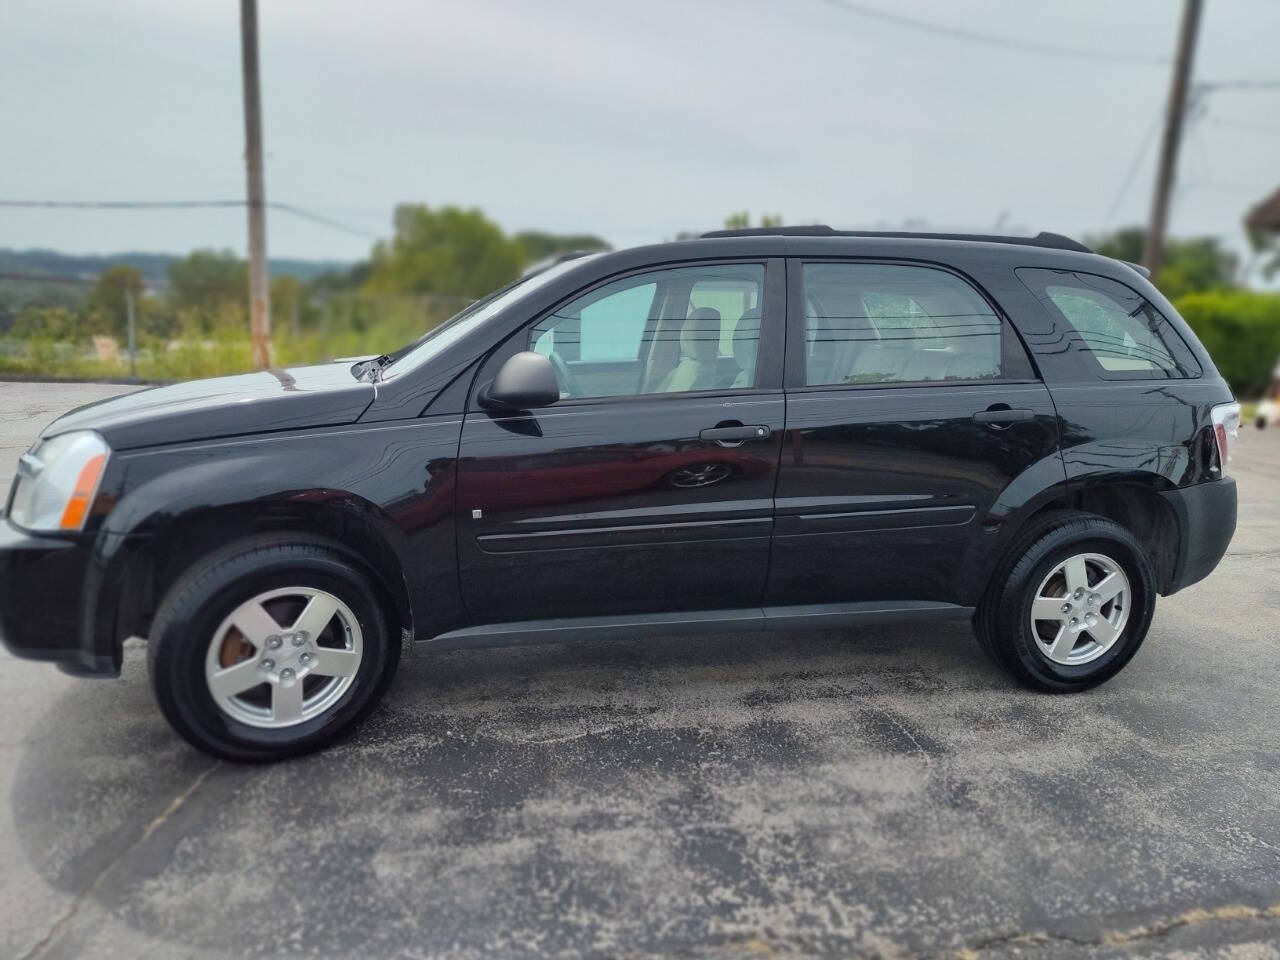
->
[697, 226, 1092, 253]
[559, 228, 1144, 288]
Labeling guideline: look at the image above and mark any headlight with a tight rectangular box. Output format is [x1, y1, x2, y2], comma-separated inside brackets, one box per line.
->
[8, 431, 111, 532]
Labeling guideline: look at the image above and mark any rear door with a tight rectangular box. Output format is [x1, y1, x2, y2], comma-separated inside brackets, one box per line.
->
[456, 259, 786, 624]
[766, 258, 1061, 608]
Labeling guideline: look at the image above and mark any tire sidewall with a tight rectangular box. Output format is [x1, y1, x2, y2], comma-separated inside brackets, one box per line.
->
[1000, 529, 1155, 691]
[152, 550, 395, 760]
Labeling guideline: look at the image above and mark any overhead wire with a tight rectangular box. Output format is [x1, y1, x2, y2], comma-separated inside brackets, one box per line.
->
[818, 0, 1170, 65]
[0, 199, 379, 240]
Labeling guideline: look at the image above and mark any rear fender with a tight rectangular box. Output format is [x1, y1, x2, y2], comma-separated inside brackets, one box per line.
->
[956, 451, 1069, 603]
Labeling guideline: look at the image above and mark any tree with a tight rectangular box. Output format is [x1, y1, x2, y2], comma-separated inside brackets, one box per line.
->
[307, 262, 370, 297]
[1248, 230, 1280, 282]
[514, 231, 610, 264]
[724, 212, 783, 230]
[676, 212, 787, 241]
[271, 274, 304, 335]
[1177, 290, 1280, 397]
[168, 249, 248, 310]
[364, 205, 525, 298]
[11, 305, 81, 340]
[1087, 227, 1237, 299]
[85, 265, 144, 339]
[1244, 185, 1280, 281]
[0, 279, 84, 333]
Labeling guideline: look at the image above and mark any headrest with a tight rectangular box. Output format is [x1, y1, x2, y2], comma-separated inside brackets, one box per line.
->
[732, 309, 761, 366]
[681, 308, 721, 362]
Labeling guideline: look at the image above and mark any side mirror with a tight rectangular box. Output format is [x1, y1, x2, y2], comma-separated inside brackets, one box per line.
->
[480, 351, 561, 410]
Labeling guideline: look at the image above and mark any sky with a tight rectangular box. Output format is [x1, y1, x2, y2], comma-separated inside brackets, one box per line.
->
[2, 0, 1278, 267]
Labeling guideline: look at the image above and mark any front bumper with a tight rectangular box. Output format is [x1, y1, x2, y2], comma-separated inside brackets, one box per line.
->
[1161, 477, 1237, 595]
[0, 519, 118, 676]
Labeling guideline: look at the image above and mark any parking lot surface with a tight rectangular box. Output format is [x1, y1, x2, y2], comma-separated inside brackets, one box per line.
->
[3, 380, 1280, 960]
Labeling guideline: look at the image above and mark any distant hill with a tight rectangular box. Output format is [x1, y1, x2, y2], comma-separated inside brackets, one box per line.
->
[0, 248, 355, 332]
[0, 248, 351, 289]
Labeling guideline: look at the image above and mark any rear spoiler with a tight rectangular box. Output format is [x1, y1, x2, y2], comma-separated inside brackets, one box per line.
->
[1122, 260, 1152, 279]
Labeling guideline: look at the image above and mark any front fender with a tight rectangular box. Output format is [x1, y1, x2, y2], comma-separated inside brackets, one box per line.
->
[90, 419, 463, 655]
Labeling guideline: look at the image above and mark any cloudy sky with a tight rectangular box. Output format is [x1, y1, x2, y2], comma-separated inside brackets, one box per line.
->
[3, 0, 1278, 263]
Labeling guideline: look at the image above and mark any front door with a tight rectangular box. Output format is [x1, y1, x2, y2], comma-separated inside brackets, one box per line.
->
[457, 259, 786, 624]
[766, 259, 1061, 607]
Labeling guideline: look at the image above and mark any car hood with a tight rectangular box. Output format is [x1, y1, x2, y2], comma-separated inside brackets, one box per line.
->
[42, 362, 376, 450]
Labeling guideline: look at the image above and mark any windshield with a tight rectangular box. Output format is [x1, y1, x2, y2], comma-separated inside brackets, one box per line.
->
[381, 257, 596, 378]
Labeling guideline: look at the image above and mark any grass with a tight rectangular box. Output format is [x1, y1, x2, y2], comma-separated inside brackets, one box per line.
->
[0, 296, 458, 382]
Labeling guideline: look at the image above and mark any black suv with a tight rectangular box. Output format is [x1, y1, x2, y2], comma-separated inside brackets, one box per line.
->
[0, 228, 1240, 761]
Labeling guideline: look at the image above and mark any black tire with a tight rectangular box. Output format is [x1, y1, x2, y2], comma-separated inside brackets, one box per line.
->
[974, 511, 1156, 692]
[147, 537, 400, 762]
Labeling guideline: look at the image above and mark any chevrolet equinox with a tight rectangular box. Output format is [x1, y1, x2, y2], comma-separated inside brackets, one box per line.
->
[0, 228, 1240, 761]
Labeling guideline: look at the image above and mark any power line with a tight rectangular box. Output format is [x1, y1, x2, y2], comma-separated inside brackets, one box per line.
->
[0, 199, 243, 209]
[1205, 115, 1280, 136]
[1197, 79, 1280, 91]
[267, 202, 380, 240]
[1103, 108, 1165, 226]
[818, 0, 1170, 66]
[0, 198, 380, 240]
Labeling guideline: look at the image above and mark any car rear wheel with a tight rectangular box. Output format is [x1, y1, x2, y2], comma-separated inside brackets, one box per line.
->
[974, 511, 1155, 692]
[148, 538, 399, 762]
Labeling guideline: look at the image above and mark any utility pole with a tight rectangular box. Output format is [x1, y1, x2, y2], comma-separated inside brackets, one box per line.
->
[1143, 0, 1203, 278]
[240, 0, 271, 369]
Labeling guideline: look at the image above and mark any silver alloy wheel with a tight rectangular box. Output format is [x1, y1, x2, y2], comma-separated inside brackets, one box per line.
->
[203, 587, 363, 729]
[1030, 552, 1131, 666]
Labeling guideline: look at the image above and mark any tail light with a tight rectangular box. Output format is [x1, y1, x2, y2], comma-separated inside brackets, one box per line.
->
[1210, 402, 1241, 477]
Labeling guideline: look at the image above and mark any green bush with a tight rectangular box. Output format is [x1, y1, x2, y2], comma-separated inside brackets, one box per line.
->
[1175, 290, 1280, 398]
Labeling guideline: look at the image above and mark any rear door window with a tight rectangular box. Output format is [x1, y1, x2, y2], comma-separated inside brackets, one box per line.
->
[1016, 268, 1201, 379]
[802, 263, 1003, 386]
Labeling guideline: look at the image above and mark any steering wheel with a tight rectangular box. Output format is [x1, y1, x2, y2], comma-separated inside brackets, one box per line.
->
[547, 351, 584, 399]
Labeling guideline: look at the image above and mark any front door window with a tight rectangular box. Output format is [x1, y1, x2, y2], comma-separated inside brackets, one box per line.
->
[529, 264, 765, 399]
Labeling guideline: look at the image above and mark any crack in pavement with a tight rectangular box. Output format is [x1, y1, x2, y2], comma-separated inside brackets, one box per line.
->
[1222, 549, 1280, 561]
[1221, 825, 1280, 859]
[955, 902, 1280, 958]
[16, 760, 221, 960]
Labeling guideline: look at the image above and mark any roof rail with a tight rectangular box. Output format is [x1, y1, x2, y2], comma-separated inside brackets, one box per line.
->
[700, 225, 840, 238]
[698, 225, 1092, 254]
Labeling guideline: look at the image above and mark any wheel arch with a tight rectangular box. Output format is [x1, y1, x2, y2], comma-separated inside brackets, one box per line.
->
[976, 473, 1182, 600]
[104, 496, 417, 654]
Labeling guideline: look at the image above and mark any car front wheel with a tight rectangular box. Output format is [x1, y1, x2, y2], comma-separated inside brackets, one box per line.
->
[147, 537, 400, 762]
[975, 511, 1156, 692]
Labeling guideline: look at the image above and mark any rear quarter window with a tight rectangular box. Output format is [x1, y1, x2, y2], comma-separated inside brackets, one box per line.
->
[1016, 267, 1201, 380]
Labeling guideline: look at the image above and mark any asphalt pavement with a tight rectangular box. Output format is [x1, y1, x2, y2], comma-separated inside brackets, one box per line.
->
[2, 380, 1279, 960]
